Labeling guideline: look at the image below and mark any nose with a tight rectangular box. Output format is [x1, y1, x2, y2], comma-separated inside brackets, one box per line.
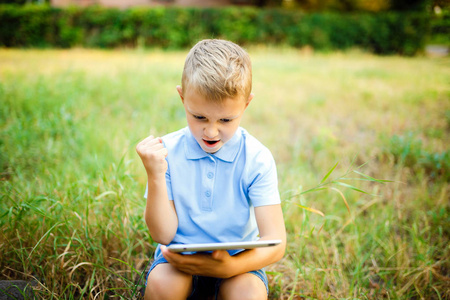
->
[204, 123, 219, 138]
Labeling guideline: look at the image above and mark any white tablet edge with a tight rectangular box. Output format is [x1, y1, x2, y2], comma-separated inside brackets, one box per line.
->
[167, 239, 282, 253]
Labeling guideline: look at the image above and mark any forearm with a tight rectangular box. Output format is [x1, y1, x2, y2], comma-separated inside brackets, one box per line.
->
[160, 238, 286, 279]
[227, 237, 286, 277]
[144, 176, 178, 245]
[227, 204, 287, 277]
[160, 204, 286, 278]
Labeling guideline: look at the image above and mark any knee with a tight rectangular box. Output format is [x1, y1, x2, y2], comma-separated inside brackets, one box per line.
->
[145, 277, 191, 300]
[144, 277, 169, 300]
[228, 288, 266, 300]
[218, 274, 267, 300]
[144, 265, 192, 300]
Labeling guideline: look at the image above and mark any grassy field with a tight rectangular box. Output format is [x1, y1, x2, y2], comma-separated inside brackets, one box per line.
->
[0, 47, 449, 299]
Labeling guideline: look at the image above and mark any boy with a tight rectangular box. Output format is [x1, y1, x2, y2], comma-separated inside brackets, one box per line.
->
[136, 39, 286, 300]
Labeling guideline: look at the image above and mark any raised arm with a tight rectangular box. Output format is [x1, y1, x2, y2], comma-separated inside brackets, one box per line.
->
[136, 135, 178, 245]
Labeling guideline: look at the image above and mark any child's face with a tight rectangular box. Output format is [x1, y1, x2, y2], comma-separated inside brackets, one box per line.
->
[177, 86, 252, 154]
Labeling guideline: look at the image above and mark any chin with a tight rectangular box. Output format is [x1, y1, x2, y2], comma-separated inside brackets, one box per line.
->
[203, 148, 220, 154]
[203, 145, 222, 154]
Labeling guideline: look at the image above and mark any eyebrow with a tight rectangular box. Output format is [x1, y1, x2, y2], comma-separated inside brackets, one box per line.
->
[186, 106, 241, 120]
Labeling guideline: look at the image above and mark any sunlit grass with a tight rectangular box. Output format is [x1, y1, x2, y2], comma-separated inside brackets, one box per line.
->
[0, 48, 449, 299]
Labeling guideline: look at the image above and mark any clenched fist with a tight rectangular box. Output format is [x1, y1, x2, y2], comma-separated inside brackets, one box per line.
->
[136, 135, 168, 177]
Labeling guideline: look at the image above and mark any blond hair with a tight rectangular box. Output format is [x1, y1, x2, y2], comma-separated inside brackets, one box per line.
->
[181, 39, 252, 102]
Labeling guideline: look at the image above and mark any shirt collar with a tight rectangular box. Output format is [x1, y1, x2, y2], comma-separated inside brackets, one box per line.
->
[184, 127, 242, 163]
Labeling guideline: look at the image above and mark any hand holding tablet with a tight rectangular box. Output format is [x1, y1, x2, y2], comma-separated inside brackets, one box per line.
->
[167, 239, 282, 253]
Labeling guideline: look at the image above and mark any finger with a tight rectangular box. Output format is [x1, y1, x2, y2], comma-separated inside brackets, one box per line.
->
[163, 251, 189, 271]
[156, 147, 169, 158]
[138, 135, 154, 145]
[161, 245, 178, 263]
[136, 136, 155, 150]
[138, 135, 164, 147]
[142, 136, 163, 147]
[137, 139, 165, 154]
[142, 147, 167, 161]
[145, 142, 165, 153]
[211, 250, 227, 261]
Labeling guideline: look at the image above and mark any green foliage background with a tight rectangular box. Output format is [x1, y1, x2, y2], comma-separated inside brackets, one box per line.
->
[0, 5, 431, 55]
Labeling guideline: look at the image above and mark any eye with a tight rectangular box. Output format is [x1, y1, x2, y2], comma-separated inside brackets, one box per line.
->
[220, 118, 232, 123]
[193, 115, 206, 120]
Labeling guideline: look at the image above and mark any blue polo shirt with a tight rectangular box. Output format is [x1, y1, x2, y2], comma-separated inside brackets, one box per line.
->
[145, 127, 280, 259]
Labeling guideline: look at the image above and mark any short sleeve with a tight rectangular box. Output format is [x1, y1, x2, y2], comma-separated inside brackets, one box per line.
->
[247, 149, 281, 207]
[165, 169, 173, 200]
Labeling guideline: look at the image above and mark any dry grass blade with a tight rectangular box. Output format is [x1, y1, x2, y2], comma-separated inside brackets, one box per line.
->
[335, 198, 382, 236]
[5, 267, 56, 297]
[95, 191, 117, 200]
[69, 262, 93, 278]
[27, 222, 62, 260]
[58, 230, 76, 269]
[328, 187, 350, 214]
[317, 221, 326, 234]
[295, 204, 325, 217]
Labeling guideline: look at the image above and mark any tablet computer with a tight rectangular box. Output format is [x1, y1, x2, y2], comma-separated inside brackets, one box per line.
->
[167, 239, 282, 253]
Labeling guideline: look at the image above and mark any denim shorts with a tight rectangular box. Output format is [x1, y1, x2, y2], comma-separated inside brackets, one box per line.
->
[146, 255, 269, 299]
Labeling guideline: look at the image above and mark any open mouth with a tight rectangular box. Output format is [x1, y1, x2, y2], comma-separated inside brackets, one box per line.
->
[203, 139, 220, 147]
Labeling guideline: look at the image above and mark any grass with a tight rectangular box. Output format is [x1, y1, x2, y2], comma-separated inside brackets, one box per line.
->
[0, 47, 449, 299]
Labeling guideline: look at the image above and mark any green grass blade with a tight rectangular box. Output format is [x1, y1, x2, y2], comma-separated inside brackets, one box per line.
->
[332, 181, 374, 195]
[353, 170, 394, 183]
[298, 187, 327, 196]
[28, 222, 62, 259]
[320, 162, 338, 184]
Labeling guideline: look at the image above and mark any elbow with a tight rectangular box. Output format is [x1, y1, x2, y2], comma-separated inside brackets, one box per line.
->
[146, 226, 175, 245]
[151, 236, 173, 246]
[280, 240, 287, 256]
[144, 216, 176, 245]
[281, 237, 287, 257]
[273, 241, 287, 263]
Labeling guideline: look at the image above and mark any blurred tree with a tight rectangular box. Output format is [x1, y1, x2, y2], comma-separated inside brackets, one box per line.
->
[252, 0, 283, 7]
[433, 0, 449, 8]
[0, 0, 49, 3]
[287, 0, 433, 11]
[390, 0, 431, 11]
[0, 0, 440, 11]
[0, 0, 26, 3]
[355, 0, 390, 11]
[290, 0, 385, 11]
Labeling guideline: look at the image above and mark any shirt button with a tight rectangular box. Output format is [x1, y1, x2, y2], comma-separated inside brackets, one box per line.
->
[205, 190, 211, 197]
[207, 172, 214, 179]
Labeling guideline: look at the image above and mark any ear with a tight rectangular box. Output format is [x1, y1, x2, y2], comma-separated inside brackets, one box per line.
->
[244, 93, 254, 109]
[176, 85, 184, 103]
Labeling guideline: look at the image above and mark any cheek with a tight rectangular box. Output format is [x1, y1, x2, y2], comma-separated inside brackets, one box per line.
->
[187, 121, 203, 138]
[223, 124, 239, 140]
[187, 118, 199, 129]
